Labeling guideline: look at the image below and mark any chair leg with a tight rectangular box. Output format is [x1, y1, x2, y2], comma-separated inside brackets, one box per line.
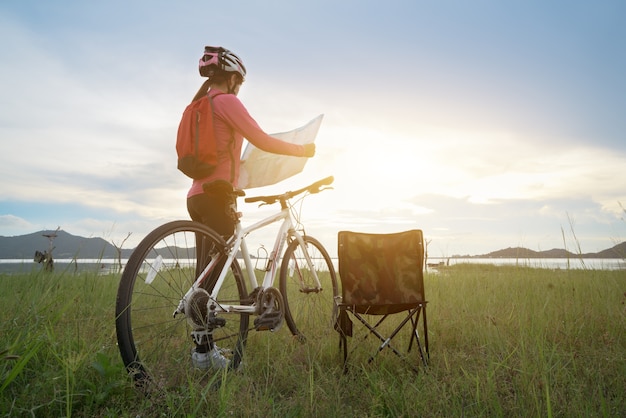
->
[336, 306, 350, 374]
[354, 313, 415, 368]
[338, 305, 428, 374]
[414, 328, 428, 368]
[407, 304, 429, 367]
[339, 332, 348, 374]
[423, 304, 429, 361]
[407, 308, 420, 353]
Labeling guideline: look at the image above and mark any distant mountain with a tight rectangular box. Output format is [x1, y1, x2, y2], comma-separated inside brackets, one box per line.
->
[475, 241, 626, 259]
[590, 241, 626, 258]
[0, 230, 131, 259]
[475, 247, 574, 259]
[0, 230, 247, 260]
[1, 230, 624, 260]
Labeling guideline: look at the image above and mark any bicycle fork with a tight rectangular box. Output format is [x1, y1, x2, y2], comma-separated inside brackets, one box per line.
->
[288, 233, 324, 294]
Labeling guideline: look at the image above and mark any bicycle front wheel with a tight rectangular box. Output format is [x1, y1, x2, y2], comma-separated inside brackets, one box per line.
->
[115, 220, 249, 389]
[279, 235, 338, 342]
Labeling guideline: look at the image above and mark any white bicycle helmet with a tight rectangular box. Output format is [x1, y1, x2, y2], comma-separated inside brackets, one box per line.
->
[199, 46, 247, 80]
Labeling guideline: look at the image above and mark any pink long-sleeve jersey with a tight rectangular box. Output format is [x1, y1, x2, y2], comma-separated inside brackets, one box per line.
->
[187, 88, 306, 198]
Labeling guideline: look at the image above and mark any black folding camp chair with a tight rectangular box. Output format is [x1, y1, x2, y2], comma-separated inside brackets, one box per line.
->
[335, 230, 429, 373]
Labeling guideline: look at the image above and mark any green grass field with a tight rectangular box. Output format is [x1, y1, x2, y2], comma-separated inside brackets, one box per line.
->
[1, 264, 624, 417]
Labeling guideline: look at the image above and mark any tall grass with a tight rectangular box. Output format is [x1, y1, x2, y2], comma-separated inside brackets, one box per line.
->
[1, 264, 624, 417]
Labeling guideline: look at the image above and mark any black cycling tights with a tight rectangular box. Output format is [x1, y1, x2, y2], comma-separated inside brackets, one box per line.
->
[187, 192, 235, 238]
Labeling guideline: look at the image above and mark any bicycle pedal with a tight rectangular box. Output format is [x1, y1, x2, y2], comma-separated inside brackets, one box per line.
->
[254, 311, 283, 331]
[208, 316, 226, 328]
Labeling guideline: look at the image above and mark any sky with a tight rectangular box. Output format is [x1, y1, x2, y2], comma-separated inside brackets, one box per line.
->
[1, 0, 625, 258]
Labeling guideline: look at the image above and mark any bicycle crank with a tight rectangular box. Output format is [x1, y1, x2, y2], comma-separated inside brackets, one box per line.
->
[254, 287, 284, 332]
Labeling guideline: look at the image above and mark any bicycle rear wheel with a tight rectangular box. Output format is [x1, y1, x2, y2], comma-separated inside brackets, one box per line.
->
[115, 220, 249, 389]
[279, 235, 338, 342]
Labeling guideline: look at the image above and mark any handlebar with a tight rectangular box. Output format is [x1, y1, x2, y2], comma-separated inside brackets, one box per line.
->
[244, 176, 334, 205]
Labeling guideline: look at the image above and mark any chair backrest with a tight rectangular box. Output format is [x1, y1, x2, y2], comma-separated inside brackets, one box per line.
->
[338, 230, 425, 314]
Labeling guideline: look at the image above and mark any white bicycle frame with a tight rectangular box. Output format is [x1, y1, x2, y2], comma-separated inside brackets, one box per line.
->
[178, 198, 322, 317]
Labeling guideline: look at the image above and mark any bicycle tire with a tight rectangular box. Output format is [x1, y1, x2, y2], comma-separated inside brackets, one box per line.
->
[279, 235, 339, 342]
[115, 220, 249, 388]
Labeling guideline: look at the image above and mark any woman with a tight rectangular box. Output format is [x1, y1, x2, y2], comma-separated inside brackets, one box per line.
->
[187, 47, 315, 370]
[187, 46, 315, 237]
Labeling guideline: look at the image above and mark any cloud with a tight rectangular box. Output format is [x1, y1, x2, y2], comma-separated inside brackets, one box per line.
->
[0, 215, 34, 236]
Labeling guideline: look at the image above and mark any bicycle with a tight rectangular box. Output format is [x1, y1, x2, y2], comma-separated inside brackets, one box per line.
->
[115, 176, 338, 388]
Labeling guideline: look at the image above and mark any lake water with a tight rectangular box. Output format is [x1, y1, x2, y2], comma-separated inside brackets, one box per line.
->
[0, 258, 127, 274]
[2, 257, 624, 274]
[427, 257, 625, 271]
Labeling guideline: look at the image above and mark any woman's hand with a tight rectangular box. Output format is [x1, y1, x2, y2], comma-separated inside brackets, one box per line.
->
[303, 143, 316, 157]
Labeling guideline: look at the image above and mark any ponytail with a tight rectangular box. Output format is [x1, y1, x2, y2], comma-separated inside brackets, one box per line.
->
[191, 78, 212, 103]
[191, 69, 234, 102]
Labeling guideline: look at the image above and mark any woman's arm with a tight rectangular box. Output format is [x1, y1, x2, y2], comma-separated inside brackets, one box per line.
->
[216, 95, 314, 157]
